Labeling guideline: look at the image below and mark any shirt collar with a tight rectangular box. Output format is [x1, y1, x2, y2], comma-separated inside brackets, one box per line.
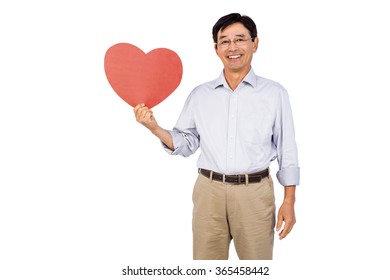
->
[213, 67, 257, 89]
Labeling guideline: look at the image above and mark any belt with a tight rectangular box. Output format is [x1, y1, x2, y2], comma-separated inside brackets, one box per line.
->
[198, 168, 269, 185]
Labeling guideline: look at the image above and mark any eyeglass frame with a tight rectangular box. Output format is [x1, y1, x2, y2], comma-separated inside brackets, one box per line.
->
[215, 37, 254, 48]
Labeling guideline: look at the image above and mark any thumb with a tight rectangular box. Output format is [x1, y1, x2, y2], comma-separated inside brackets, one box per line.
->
[275, 211, 283, 231]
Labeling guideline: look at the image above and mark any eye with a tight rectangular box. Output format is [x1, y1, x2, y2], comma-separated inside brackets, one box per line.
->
[220, 40, 230, 46]
[235, 38, 244, 43]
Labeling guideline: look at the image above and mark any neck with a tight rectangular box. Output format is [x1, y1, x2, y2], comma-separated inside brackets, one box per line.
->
[224, 67, 250, 90]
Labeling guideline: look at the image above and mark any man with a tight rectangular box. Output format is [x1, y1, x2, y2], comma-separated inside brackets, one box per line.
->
[134, 13, 299, 260]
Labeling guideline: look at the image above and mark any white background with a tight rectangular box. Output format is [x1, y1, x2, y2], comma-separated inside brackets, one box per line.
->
[1, 0, 389, 279]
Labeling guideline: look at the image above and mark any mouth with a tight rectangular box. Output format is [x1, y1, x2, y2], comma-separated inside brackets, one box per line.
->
[227, 54, 242, 60]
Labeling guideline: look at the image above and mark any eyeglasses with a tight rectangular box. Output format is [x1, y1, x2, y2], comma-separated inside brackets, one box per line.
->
[216, 38, 253, 48]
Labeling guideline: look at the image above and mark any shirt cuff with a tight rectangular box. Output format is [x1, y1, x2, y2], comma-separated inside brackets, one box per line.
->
[276, 167, 300, 186]
[161, 130, 184, 155]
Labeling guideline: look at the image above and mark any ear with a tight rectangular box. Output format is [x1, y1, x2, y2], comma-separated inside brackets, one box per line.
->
[253, 37, 259, 53]
[214, 43, 218, 53]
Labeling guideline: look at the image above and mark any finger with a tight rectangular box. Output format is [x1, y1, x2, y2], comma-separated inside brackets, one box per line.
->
[133, 103, 145, 113]
[278, 226, 289, 240]
[134, 105, 144, 120]
[135, 105, 151, 121]
[141, 108, 153, 120]
[143, 111, 154, 121]
[275, 212, 283, 232]
[279, 219, 295, 240]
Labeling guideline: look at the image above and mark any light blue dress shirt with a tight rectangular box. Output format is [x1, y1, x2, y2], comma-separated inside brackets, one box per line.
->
[164, 68, 300, 186]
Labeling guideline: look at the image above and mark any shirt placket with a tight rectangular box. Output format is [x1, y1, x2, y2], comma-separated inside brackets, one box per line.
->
[226, 92, 238, 173]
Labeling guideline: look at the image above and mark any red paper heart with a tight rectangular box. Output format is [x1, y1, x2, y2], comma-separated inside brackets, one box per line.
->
[104, 43, 183, 108]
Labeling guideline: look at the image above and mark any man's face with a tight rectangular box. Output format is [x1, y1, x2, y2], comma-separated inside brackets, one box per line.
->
[215, 22, 258, 74]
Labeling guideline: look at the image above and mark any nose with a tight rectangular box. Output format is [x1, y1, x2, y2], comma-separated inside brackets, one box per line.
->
[227, 41, 238, 51]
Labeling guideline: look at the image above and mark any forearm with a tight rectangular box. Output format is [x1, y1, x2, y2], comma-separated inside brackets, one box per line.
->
[283, 185, 296, 204]
[151, 126, 174, 151]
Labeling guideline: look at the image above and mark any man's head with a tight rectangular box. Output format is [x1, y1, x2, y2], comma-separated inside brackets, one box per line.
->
[212, 13, 257, 44]
[212, 13, 259, 75]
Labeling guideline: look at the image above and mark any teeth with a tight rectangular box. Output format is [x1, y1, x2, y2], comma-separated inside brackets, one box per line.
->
[229, 55, 241, 59]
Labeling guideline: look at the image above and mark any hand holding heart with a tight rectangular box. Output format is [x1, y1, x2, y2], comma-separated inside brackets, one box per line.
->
[104, 43, 183, 108]
[133, 103, 158, 132]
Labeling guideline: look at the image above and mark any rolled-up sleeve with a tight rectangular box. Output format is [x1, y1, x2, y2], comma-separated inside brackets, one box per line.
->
[273, 87, 300, 186]
[162, 128, 200, 157]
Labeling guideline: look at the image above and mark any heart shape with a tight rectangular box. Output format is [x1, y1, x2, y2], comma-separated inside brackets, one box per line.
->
[104, 43, 183, 108]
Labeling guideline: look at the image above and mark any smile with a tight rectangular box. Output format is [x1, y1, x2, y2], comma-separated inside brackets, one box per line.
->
[228, 55, 242, 59]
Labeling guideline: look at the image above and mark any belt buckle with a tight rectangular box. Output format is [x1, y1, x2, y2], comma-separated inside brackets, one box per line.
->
[222, 174, 226, 184]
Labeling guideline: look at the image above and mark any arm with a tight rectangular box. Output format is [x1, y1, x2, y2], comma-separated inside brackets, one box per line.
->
[134, 89, 201, 157]
[273, 87, 300, 239]
[134, 103, 174, 150]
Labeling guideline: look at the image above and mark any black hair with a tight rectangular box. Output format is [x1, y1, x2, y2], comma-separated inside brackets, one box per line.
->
[212, 13, 257, 43]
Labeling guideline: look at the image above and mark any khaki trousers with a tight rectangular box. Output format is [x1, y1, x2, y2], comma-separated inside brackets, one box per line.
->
[192, 173, 275, 260]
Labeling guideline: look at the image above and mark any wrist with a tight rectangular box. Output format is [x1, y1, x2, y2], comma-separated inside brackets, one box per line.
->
[150, 125, 162, 136]
[283, 185, 296, 204]
[283, 197, 295, 205]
